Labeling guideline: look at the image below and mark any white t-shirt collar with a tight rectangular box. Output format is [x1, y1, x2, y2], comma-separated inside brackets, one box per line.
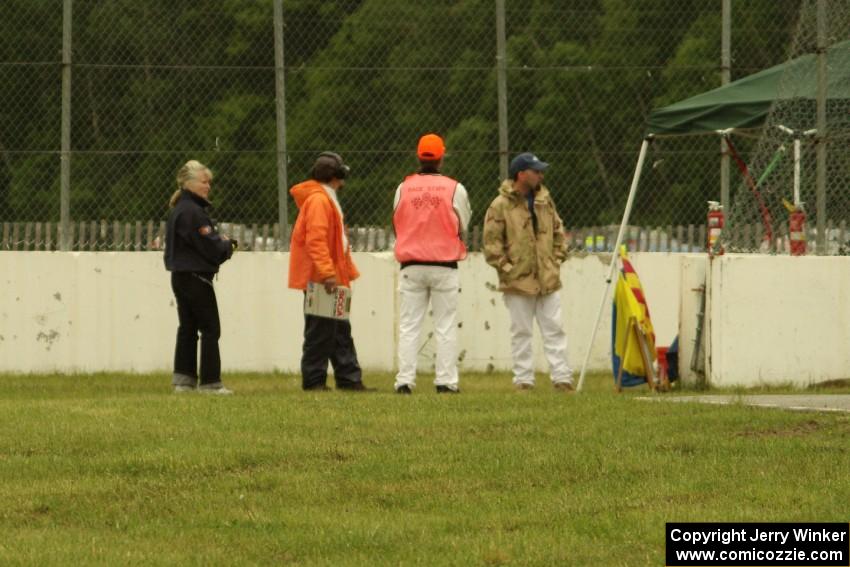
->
[321, 183, 348, 252]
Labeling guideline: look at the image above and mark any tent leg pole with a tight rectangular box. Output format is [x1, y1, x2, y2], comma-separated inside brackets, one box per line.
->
[793, 137, 801, 206]
[576, 137, 652, 392]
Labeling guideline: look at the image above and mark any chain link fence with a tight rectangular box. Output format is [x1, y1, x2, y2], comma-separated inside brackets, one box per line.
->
[727, 0, 850, 254]
[1, 0, 807, 251]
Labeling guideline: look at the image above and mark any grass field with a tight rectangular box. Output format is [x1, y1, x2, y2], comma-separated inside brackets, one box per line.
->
[1, 371, 849, 566]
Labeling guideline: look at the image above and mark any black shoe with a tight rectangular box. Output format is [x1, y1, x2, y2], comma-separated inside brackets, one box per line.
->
[303, 384, 331, 391]
[396, 385, 412, 394]
[436, 385, 460, 394]
[337, 382, 377, 392]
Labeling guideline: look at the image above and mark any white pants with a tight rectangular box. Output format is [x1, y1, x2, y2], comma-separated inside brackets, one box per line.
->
[395, 265, 460, 390]
[503, 292, 573, 387]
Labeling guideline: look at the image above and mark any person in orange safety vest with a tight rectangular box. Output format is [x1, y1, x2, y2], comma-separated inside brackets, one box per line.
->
[392, 134, 471, 394]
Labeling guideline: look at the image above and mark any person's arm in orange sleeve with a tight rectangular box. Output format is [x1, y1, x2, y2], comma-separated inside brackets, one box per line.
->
[303, 196, 336, 284]
[347, 252, 360, 282]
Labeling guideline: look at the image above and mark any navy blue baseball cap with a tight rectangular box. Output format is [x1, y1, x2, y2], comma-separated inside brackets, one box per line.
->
[509, 152, 549, 178]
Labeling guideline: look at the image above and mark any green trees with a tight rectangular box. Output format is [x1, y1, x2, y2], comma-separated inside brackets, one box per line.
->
[0, 1, 801, 227]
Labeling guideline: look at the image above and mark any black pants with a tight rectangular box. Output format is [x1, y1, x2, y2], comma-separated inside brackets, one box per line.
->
[301, 314, 362, 390]
[171, 272, 222, 387]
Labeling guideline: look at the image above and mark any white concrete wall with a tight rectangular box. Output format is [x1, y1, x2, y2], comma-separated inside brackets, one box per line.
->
[678, 255, 708, 386]
[4, 251, 837, 388]
[705, 254, 850, 387]
[0, 251, 683, 376]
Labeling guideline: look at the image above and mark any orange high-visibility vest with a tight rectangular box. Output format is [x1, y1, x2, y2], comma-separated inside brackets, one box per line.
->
[393, 174, 467, 263]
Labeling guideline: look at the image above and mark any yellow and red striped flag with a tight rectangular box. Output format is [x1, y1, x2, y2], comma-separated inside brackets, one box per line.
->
[611, 247, 656, 387]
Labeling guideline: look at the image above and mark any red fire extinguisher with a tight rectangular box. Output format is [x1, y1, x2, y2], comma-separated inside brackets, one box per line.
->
[707, 201, 724, 257]
[787, 201, 806, 256]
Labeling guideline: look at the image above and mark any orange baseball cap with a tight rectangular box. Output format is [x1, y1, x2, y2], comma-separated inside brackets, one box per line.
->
[417, 133, 445, 160]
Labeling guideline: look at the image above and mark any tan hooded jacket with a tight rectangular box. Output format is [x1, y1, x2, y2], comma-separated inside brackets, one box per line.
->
[483, 180, 567, 295]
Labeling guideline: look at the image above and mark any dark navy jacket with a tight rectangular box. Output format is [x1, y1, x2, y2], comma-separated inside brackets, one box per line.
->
[164, 191, 233, 273]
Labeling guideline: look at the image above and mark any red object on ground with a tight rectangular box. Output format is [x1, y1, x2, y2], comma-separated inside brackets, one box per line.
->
[656, 346, 669, 380]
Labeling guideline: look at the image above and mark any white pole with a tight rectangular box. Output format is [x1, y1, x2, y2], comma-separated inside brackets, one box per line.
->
[576, 137, 651, 392]
[793, 137, 801, 206]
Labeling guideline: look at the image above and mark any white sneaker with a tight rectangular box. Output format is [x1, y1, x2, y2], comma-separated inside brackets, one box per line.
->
[173, 385, 195, 393]
[199, 386, 233, 395]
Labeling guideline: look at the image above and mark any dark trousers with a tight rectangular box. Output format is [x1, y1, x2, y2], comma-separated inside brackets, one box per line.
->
[301, 314, 362, 389]
[171, 272, 222, 387]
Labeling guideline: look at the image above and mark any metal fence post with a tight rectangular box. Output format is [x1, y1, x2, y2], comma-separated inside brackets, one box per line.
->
[273, 0, 289, 251]
[495, 0, 509, 181]
[720, 0, 731, 210]
[815, 0, 827, 254]
[60, 0, 73, 250]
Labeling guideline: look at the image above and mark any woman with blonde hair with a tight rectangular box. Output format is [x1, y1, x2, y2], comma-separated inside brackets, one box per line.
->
[164, 160, 236, 394]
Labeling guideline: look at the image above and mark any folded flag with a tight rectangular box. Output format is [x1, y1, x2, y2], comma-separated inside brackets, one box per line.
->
[611, 247, 656, 387]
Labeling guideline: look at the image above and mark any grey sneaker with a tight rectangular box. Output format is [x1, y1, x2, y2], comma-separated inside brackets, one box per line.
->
[173, 385, 195, 393]
[515, 383, 534, 391]
[553, 382, 575, 393]
[199, 386, 234, 395]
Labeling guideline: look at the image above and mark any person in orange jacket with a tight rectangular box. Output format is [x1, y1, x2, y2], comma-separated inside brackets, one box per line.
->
[288, 152, 373, 391]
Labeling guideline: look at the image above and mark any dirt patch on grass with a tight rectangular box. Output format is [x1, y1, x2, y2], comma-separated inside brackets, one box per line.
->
[810, 378, 850, 389]
[735, 419, 824, 438]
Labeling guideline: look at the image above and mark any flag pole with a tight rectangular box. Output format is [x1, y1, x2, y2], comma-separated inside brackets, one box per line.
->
[576, 136, 652, 392]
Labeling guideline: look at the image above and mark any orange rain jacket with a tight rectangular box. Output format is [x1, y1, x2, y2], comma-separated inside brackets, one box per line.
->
[288, 179, 360, 290]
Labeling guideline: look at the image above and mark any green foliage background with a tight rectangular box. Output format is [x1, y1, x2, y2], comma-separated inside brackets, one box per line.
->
[0, 0, 801, 228]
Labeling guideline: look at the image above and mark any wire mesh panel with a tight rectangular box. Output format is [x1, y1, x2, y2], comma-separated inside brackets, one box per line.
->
[0, 0, 812, 251]
[638, 0, 802, 252]
[70, 0, 278, 230]
[505, 1, 718, 229]
[283, 1, 500, 229]
[0, 0, 63, 230]
[727, 0, 850, 254]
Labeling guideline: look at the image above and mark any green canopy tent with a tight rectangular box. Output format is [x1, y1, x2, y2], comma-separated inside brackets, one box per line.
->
[647, 38, 850, 136]
[576, 39, 850, 391]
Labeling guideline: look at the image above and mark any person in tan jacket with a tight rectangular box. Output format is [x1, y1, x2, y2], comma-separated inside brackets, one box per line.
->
[289, 152, 372, 392]
[483, 153, 574, 392]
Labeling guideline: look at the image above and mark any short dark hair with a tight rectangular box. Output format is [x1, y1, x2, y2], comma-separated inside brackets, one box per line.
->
[418, 159, 441, 174]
